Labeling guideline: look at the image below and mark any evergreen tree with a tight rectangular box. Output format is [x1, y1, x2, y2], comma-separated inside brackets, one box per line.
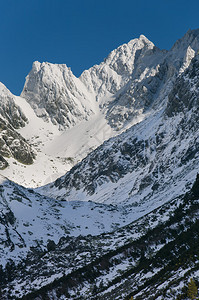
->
[187, 278, 198, 300]
[191, 173, 199, 198]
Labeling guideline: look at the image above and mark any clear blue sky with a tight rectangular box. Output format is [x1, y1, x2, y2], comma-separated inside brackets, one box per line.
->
[0, 0, 199, 95]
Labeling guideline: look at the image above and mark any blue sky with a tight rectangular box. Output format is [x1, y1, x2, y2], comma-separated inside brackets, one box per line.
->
[0, 0, 199, 95]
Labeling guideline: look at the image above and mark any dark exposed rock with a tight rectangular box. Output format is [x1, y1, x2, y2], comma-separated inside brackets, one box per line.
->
[166, 55, 199, 117]
[0, 117, 35, 165]
[0, 155, 8, 170]
[0, 83, 28, 129]
[0, 83, 35, 166]
[191, 173, 199, 198]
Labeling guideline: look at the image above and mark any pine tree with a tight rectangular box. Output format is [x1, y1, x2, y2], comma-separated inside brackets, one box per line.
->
[187, 278, 198, 300]
[191, 173, 199, 198]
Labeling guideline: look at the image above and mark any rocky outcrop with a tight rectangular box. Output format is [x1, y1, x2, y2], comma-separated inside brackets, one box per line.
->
[0, 82, 27, 128]
[0, 117, 35, 165]
[1, 28, 199, 300]
[20, 30, 199, 133]
[0, 83, 35, 166]
[40, 52, 199, 210]
[21, 62, 95, 129]
[166, 54, 199, 116]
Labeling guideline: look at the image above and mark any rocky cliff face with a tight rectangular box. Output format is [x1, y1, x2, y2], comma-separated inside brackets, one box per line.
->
[39, 49, 199, 223]
[0, 82, 27, 129]
[21, 30, 199, 133]
[166, 54, 199, 116]
[103, 30, 199, 130]
[1, 29, 199, 299]
[1, 175, 199, 300]
[21, 61, 96, 129]
[80, 35, 158, 97]
[0, 83, 35, 168]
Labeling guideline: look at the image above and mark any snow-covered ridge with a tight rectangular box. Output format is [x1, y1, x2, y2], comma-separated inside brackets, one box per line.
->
[80, 34, 156, 98]
[20, 29, 199, 132]
[0, 173, 135, 267]
[0, 83, 35, 168]
[20, 35, 158, 130]
[1, 29, 199, 299]
[0, 82, 27, 129]
[21, 61, 96, 130]
[1, 29, 199, 189]
[38, 52, 199, 223]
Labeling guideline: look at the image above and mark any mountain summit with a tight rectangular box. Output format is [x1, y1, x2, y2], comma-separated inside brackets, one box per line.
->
[0, 29, 199, 299]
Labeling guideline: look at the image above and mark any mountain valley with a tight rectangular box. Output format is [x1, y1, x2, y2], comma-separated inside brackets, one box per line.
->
[0, 29, 199, 299]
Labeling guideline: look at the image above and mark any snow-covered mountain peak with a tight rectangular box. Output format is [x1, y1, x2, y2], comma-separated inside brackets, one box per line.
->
[2, 29, 199, 299]
[3, 30, 199, 187]
[79, 34, 164, 111]
[0, 82, 25, 117]
[0, 82, 13, 96]
[40, 51, 199, 219]
[30, 60, 74, 81]
[184, 28, 199, 42]
[138, 34, 153, 43]
[23, 60, 76, 95]
[0, 81, 29, 130]
[20, 35, 162, 134]
[20, 30, 199, 133]
[31, 60, 42, 72]
[171, 28, 199, 55]
[21, 60, 96, 129]
[103, 34, 156, 76]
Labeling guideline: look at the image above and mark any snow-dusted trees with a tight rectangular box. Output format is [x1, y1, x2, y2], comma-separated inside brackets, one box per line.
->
[187, 278, 198, 300]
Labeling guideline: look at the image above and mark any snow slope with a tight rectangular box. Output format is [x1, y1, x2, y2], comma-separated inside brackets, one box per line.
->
[0, 173, 136, 268]
[0, 29, 199, 300]
[21, 61, 97, 129]
[1, 93, 129, 187]
[2, 30, 199, 187]
[39, 53, 199, 226]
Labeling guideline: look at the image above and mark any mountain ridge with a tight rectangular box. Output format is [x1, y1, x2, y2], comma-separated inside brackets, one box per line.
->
[1, 29, 198, 187]
[0, 29, 199, 299]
